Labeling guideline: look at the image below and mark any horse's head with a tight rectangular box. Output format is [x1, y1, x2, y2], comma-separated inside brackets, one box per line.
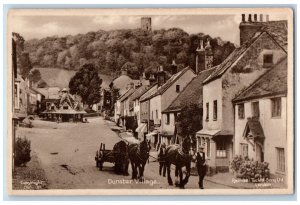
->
[182, 136, 197, 159]
[140, 139, 151, 156]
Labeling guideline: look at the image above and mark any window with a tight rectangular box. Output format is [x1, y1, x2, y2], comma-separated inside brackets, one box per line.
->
[276, 148, 285, 172]
[238, 104, 245, 119]
[14, 83, 19, 109]
[156, 110, 158, 119]
[176, 85, 180, 93]
[252, 101, 260, 118]
[166, 113, 170, 125]
[206, 138, 211, 157]
[271, 97, 281, 117]
[240, 143, 248, 158]
[151, 111, 153, 120]
[263, 54, 273, 67]
[63, 105, 68, 110]
[216, 140, 227, 158]
[213, 100, 217, 121]
[206, 103, 209, 121]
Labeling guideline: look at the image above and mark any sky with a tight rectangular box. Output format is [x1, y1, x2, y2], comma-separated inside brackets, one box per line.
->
[11, 14, 288, 45]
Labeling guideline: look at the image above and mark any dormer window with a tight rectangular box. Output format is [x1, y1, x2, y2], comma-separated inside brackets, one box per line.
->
[263, 54, 273, 68]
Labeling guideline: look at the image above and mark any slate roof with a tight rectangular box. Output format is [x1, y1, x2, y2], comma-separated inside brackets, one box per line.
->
[151, 66, 194, 98]
[118, 88, 135, 102]
[139, 84, 158, 102]
[162, 67, 216, 113]
[204, 29, 287, 84]
[130, 85, 151, 101]
[233, 57, 287, 103]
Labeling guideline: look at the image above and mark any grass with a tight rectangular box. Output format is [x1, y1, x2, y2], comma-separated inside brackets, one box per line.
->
[35, 67, 113, 89]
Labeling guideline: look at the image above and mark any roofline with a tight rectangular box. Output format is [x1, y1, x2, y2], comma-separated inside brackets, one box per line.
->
[232, 56, 287, 102]
[139, 83, 158, 102]
[233, 92, 287, 104]
[203, 31, 287, 85]
[151, 66, 195, 98]
[131, 85, 151, 101]
[162, 108, 182, 113]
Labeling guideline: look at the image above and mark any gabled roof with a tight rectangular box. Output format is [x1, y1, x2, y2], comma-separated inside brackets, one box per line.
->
[163, 67, 216, 113]
[130, 85, 151, 101]
[203, 31, 286, 84]
[119, 88, 135, 102]
[151, 66, 194, 98]
[233, 57, 287, 103]
[139, 84, 158, 102]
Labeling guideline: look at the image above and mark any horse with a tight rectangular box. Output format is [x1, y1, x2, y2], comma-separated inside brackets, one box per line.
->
[164, 136, 197, 188]
[128, 139, 151, 181]
[158, 143, 167, 177]
[113, 140, 129, 176]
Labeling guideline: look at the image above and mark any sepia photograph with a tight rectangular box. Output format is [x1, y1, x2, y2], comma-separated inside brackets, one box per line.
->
[6, 7, 294, 195]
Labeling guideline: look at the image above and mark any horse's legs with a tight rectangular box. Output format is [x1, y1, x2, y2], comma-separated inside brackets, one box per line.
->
[162, 162, 166, 177]
[131, 162, 136, 179]
[182, 162, 191, 186]
[139, 164, 145, 182]
[166, 162, 173, 186]
[175, 166, 180, 187]
[124, 160, 129, 176]
[179, 167, 184, 189]
[159, 162, 163, 176]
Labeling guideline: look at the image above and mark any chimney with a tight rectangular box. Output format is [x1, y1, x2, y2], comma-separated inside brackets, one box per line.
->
[171, 59, 177, 75]
[260, 14, 263, 22]
[266, 14, 269, 22]
[242, 14, 245, 22]
[157, 66, 166, 87]
[254, 14, 257, 22]
[149, 73, 156, 86]
[248, 14, 252, 22]
[121, 69, 128, 76]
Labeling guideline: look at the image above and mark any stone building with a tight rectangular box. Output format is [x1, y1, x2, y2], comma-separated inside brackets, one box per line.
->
[196, 39, 214, 73]
[197, 15, 287, 174]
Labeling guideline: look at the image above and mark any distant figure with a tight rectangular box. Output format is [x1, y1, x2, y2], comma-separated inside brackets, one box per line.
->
[158, 143, 167, 177]
[85, 118, 88, 123]
[196, 145, 207, 189]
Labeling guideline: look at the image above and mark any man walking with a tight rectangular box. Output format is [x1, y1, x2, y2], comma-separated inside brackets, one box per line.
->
[196, 145, 207, 189]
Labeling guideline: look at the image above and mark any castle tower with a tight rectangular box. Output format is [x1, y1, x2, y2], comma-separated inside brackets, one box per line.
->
[141, 17, 152, 31]
[205, 40, 213, 69]
[196, 39, 205, 74]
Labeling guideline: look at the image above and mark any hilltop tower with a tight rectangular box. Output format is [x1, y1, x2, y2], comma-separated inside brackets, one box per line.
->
[196, 40, 205, 74]
[204, 39, 214, 69]
[141, 17, 152, 31]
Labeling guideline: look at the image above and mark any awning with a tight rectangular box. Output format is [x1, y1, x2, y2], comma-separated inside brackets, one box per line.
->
[135, 123, 147, 133]
[196, 129, 220, 136]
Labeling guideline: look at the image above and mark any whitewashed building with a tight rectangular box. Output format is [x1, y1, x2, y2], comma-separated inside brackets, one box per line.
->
[232, 58, 287, 178]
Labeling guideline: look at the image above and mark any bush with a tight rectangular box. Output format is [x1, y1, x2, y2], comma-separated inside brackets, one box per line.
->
[230, 155, 270, 182]
[15, 137, 31, 166]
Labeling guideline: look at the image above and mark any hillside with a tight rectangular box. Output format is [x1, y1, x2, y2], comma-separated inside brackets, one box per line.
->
[35, 67, 113, 89]
[24, 28, 236, 79]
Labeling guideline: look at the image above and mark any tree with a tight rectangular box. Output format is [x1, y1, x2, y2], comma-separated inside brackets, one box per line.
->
[176, 103, 202, 138]
[28, 69, 42, 84]
[37, 79, 48, 88]
[69, 63, 102, 107]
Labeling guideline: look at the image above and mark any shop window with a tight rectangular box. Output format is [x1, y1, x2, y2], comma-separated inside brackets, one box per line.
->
[238, 104, 245, 119]
[276, 147, 285, 172]
[271, 97, 281, 117]
[216, 139, 227, 158]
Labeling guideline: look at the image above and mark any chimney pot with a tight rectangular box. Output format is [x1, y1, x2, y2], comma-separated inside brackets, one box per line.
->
[266, 14, 269, 22]
[248, 14, 252, 22]
[159, 65, 163, 72]
[254, 14, 257, 22]
[260, 14, 263, 22]
[242, 14, 245, 22]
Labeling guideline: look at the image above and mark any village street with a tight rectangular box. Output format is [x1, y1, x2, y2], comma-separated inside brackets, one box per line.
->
[16, 116, 230, 190]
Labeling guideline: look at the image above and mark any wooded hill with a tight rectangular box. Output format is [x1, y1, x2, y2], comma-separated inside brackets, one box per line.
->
[24, 28, 236, 79]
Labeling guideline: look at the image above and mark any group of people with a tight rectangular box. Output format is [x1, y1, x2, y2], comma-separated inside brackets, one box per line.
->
[158, 143, 207, 189]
